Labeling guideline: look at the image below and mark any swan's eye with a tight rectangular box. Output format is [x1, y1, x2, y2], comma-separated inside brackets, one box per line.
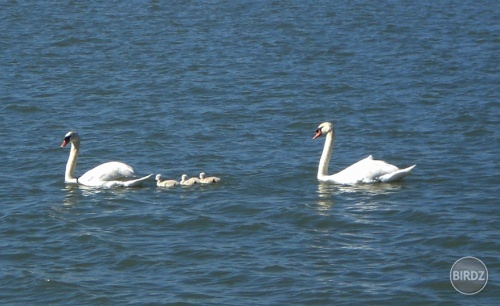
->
[64, 136, 71, 142]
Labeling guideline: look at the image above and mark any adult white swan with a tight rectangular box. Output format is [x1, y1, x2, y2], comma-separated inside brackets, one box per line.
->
[313, 122, 415, 184]
[61, 131, 152, 188]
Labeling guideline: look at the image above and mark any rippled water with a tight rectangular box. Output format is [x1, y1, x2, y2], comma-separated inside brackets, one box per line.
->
[1, 0, 499, 304]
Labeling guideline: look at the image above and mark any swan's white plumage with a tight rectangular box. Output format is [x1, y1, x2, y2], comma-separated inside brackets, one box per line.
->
[314, 122, 415, 185]
[61, 131, 152, 188]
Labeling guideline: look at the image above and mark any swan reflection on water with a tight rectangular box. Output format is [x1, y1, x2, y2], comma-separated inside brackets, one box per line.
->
[331, 182, 404, 195]
[62, 183, 137, 207]
[315, 182, 405, 211]
[315, 183, 337, 210]
[62, 184, 79, 207]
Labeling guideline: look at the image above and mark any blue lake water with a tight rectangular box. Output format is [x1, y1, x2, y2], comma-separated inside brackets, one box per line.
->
[1, 0, 499, 304]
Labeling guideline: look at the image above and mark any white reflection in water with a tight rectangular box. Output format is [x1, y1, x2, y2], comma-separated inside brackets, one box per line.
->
[62, 184, 144, 207]
[315, 182, 405, 211]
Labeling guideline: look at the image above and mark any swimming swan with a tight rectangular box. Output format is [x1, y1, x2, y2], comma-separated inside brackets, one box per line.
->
[180, 174, 200, 186]
[199, 172, 221, 184]
[61, 131, 152, 188]
[313, 122, 415, 184]
[155, 174, 179, 187]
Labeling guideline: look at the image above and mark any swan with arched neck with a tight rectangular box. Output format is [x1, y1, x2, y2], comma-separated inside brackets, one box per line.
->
[313, 122, 415, 184]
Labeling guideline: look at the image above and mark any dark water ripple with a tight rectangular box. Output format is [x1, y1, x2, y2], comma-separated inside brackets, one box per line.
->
[1, 0, 499, 305]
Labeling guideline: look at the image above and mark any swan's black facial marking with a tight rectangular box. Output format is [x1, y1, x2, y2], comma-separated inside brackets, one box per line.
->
[61, 135, 71, 147]
[313, 129, 323, 139]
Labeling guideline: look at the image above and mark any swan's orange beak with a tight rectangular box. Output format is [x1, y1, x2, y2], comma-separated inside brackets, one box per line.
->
[313, 129, 322, 139]
[61, 138, 70, 147]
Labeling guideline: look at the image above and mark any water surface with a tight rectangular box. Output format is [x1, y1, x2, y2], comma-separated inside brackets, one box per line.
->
[1, 0, 498, 304]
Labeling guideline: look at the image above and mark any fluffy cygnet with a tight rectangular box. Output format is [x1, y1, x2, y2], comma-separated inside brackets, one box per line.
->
[199, 172, 221, 184]
[180, 174, 200, 186]
[155, 174, 179, 188]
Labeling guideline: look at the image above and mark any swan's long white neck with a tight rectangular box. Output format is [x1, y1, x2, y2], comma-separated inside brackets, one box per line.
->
[65, 140, 80, 183]
[318, 131, 334, 179]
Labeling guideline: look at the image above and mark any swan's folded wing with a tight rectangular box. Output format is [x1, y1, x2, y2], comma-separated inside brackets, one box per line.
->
[78, 161, 137, 184]
[104, 174, 153, 188]
[334, 156, 400, 184]
[378, 165, 416, 183]
[365, 159, 401, 183]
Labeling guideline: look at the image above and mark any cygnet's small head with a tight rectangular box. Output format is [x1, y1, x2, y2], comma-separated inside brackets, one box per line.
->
[313, 122, 334, 139]
[199, 172, 206, 179]
[181, 174, 188, 181]
[61, 131, 80, 147]
[155, 174, 162, 181]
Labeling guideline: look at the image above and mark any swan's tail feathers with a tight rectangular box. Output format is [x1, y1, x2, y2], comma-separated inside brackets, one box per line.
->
[121, 174, 153, 187]
[379, 165, 416, 183]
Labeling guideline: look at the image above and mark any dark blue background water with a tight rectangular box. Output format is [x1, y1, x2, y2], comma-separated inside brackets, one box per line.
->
[1, 0, 498, 304]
